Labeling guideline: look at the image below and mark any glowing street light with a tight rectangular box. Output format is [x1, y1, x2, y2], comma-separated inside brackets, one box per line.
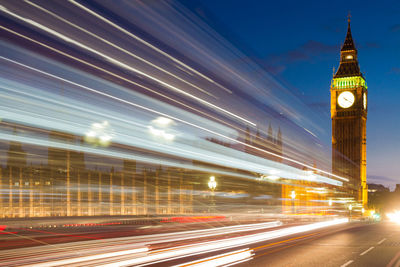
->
[328, 199, 333, 206]
[208, 176, 217, 191]
[361, 207, 365, 214]
[387, 210, 400, 224]
[208, 176, 217, 213]
[348, 204, 353, 220]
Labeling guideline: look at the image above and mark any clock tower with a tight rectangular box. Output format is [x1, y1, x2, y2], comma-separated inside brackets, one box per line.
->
[331, 17, 367, 206]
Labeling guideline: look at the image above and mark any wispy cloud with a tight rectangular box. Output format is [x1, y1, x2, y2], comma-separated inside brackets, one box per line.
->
[389, 24, 400, 32]
[321, 18, 344, 34]
[262, 40, 338, 74]
[308, 102, 330, 108]
[360, 42, 380, 49]
[390, 67, 400, 74]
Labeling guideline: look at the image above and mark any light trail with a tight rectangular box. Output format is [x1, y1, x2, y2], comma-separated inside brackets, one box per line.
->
[174, 249, 253, 267]
[68, 0, 233, 95]
[0, 1, 358, 225]
[0, 124, 343, 186]
[0, 24, 253, 137]
[0, 55, 348, 183]
[0, 221, 277, 266]
[23, 0, 218, 99]
[0, 1, 338, 169]
[0, 49, 243, 135]
[0, 107, 339, 186]
[0, 5, 256, 126]
[0, 219, 348, 266]
[0, 9, 343, 180]
[94, 218, 348, 266]
[24, 247, 149, 267]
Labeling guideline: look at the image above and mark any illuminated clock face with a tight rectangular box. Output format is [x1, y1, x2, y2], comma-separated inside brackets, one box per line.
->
[345, 55, 353, 60]
[363, 92, 367, 109]
[338, 91, 355, 108]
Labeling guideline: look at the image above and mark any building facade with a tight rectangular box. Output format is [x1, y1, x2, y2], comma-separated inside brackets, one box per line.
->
[331, 18, 368, 206]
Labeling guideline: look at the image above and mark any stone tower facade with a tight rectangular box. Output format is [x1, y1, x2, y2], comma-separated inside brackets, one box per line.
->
[331, 18, 368, 206]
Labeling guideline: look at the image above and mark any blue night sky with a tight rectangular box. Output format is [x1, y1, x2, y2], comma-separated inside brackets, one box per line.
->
[183, 0, 400, 189]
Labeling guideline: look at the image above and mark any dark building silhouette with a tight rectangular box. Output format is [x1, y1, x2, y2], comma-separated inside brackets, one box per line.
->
[395, 184, 400, 194]
[243, 123, 283, 163]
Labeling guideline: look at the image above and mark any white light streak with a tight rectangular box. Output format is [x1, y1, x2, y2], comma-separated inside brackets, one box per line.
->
[68, 0, 233, 94]
[174, 249, 253, 267]
[0, 56, 348, 184]
[96, 218, 348, 266]
[23, 0, 219, 99]
[152, 117, 174, 127]
[1, 5, 254, 125]
[27, 247, 148, 267]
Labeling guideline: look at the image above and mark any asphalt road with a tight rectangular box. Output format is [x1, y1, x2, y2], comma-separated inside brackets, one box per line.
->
[1, 219, 398, 266]
[240, 221, 400, 267]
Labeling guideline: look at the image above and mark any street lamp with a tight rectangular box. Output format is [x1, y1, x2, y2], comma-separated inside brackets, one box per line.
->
[328, 199, 333, 206]
[208, 176, 217, 212]
[208, 176, 217, 191]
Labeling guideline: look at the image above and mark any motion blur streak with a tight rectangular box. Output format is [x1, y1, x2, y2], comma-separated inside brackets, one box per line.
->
[0, 222, 277, 266]
[145, 221, 282, 243]
[0, 5, 255, 126]
[0, 54, 239, 133]
[68, 0, 233, 94]
[0, 128, 342, 187]
[0, 28, 257, 140]
[88, 219, 348, 266]
[175, 249, 253, 267]
[1, 0, 358, 248]
[3, 219, 341, 266]
[24, 0, 218, 99]
[26, 247, 148, 267]
[0, 54, 346, 185]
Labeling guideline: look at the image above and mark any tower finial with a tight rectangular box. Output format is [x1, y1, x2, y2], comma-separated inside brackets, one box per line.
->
[347, 11, 351, 23]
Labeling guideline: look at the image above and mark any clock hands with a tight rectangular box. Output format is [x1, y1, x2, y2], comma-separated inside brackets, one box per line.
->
[338, 91, 354, 108]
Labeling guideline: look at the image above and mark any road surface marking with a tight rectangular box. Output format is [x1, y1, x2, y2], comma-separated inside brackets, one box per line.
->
[340, 260, 353, 267]
[252, 232, 320, 251]
[360, 246, 374, 256]
[378, 238, 386, 245]
[252, 232, 324, 259]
